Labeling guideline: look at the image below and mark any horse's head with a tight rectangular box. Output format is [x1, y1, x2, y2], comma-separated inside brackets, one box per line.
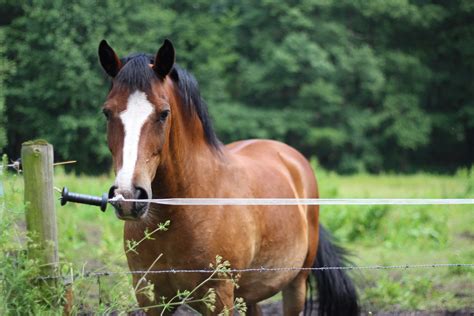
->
[99, 39, 176, 220]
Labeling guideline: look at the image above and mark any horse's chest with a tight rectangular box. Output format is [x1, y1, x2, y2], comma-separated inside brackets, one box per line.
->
[125, 222, 223, 270]
[125, 232, 228, 300]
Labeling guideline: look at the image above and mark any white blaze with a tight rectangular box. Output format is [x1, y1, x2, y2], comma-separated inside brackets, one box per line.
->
[116, 91, 153, 189]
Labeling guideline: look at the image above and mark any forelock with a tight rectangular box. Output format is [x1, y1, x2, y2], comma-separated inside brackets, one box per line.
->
[115, 54, 156, 91]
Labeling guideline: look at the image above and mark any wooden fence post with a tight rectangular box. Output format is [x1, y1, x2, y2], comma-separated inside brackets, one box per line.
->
[21, 140, 58, 278]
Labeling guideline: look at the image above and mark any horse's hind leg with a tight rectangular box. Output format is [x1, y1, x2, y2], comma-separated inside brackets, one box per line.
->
[282, 272, 308, 316]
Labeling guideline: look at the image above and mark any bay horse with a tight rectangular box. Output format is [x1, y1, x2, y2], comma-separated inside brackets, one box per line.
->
[98, 39, 358, 316]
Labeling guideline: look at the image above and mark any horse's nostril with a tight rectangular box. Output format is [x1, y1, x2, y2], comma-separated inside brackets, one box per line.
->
[108, 185, 148, 219]
[108, 185, 118, 199]
[135, 186, 148, 200]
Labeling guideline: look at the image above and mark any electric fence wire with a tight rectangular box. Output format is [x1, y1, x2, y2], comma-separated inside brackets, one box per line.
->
[109, 197, 474, 206]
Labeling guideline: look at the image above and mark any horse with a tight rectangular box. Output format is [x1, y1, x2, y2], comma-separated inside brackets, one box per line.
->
[98, 39, 358, 316]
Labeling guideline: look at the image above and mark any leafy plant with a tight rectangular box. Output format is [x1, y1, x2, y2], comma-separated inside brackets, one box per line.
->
[0, 163, 65, 314]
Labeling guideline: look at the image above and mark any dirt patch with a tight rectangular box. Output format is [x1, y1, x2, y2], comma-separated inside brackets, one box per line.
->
[459, 231, 474, 240]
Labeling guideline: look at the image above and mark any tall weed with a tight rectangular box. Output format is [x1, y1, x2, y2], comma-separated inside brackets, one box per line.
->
[0, 166, 64, 314]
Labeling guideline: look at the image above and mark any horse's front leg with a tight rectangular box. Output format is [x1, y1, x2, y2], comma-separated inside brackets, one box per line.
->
[132, 274, 176, 316]
[191, 282, 235, 316]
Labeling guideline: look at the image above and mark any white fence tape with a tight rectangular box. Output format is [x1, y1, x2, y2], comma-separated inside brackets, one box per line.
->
[110, 197, 474, 206]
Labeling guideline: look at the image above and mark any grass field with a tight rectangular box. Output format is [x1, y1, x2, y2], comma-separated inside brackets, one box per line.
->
[316, 168, 474, 312]
[1, 165, 473, 314]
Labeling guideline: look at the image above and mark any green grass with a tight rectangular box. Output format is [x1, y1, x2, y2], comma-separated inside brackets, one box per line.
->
[1, 165, 473, 314]
[316, 167, 474, 312]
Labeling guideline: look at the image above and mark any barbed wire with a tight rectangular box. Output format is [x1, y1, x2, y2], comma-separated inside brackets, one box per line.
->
[35, 263, 474, 281]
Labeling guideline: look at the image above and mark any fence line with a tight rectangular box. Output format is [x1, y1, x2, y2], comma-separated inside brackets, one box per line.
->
[35, 263, 474, 281]
[6, 143, 471, 314]
[111, 196, 474, 206]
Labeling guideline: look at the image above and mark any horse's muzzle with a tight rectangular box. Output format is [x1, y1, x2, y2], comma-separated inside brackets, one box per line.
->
[108, 185, 149, 220]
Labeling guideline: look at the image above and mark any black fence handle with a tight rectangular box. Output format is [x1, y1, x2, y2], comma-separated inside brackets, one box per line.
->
[60, 187, 108, 212]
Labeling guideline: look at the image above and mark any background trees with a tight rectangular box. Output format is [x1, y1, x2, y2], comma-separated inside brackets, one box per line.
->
[1, 0, 472, 174]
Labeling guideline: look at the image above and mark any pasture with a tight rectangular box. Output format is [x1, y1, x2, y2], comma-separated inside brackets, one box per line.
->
[1, 165, 473, 314]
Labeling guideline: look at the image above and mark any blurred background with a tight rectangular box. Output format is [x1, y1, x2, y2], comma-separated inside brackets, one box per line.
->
[0, 0, 473, 174]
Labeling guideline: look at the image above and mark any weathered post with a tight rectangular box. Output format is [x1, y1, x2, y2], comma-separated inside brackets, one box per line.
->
[21, 140, 58, 278]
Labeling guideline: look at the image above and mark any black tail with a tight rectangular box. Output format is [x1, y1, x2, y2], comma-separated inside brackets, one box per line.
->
[305, 224, 359, 316]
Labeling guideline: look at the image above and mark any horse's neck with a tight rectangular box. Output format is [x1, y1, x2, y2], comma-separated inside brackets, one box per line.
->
[153, 149, 220, 197]
[152, 112, 223, 198]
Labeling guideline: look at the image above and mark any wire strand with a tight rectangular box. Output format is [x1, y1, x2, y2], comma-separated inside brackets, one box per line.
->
[109, 197, 474, 206]
[35, 263, 474, 280]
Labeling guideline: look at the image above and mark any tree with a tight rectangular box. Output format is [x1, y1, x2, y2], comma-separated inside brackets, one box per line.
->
[2, 0, 473, 173]
[4, 0, 241, 173]
[0, 27, 13, 150]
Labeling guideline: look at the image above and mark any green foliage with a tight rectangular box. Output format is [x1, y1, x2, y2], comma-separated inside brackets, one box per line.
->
[316, 169, 474, 311]
[0, 169, 64, 314]
[0, 28, 13, 150]
[1, 1, 473, 173]
[362, 275, 436, 311]
[2, 0, 239, 173]
[0, 168, 246, 314]
[321, 204, 448, 248]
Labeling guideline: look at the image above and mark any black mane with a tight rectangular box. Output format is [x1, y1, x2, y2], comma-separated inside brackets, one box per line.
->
[115, 53, 221, 150]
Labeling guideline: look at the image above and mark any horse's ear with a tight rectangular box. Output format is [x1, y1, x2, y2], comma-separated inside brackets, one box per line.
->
[153, 39, 175, 78]
[98, 40, 122, 77]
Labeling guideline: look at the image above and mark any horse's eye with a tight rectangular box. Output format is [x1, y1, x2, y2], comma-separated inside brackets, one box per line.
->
[102, 108, 112, 120]
[159, 110, 170, 122]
